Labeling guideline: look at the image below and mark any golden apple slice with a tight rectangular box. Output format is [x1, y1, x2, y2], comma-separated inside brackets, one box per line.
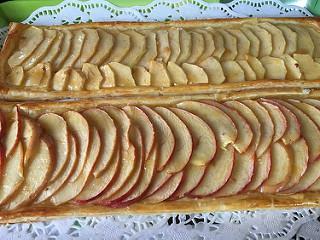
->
[51, 127, 100, 205]
[156, 30, 171, 63]
[53, 30, 72, 70]
[74, 28, 99, 68]
[38, 113, 70, 182]
[221, 61, 245, 82]
[207, 28, 225, 59]
[182, 63, 209, 84]
[5, 136, 53, 210]
[244, 150, 271, 191]
[144, 172, 183, 203]
[293, 54, 320, 80]
[288, 25, 314, 56]
[107, 31, 130, 62]
[241, 100, 274, 157]
[149, 60, 171, 87]
[3, 109, 21, 157]
[8, 26, 44, 68]
[108, 62, 136, 87]
[308, 177, 320, 191]
[38, 63, 52, 89]
[52, 68, 70, 91]
[176, 29, 191, 64]
[205, 101, 252, 153]
[187, 31, 204, 63]
[307, 27, 320, 58]
[281, 54, 301, 80]
[35, 134, 77, 204]
[199, 57, 225, 84]
[260, 56, 287, 80]
[219, 29, 237, 61]
[281, 138, 308, 191]
[171, 107, 216, 166]
[122, 30, 146, 67]
[189, 145, 234, 197]
[303, 99, 320, 109]
[247, 56, 265, 80]
[100, 64, 115, 88]
[260, 142, 291, 193]
[25, 63, 46, 87]
[82, 63, 103, 90]
[154, 107, 192, 173]
[138, 31, 157, 67]
[0, 142, 24, 205]
[132, 66, 151, 86]
[7, 66, 24, 86]
[259, 22, 286, 57]
[41, 31, 64, 65]
[237, 60, 256, 81]
[67, 69, 86, 91]
[140, 106, 174, 171]
[90, 29, 114, 65]
[276, 24, 297, 55]
[227, 29, 250, 60]
[260, 101, 287, 142]
[167, 62, 188, 85]
[240, 28, 260, 57]
[178, 101, 237, 148]
[214, 147, 255, 197]
[195, 29, 215, 63]
[61, 30, 85, 68]
[168, 28, 180, 63]
[82, 108, 117, 177]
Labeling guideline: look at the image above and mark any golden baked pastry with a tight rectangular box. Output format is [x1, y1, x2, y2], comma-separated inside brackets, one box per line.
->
[1, 18, 320, 100]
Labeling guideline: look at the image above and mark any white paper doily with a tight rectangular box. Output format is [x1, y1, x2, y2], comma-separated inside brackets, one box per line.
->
[1, 0, 319, 239]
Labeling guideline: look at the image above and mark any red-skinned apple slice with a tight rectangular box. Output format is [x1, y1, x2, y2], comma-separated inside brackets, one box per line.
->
[189, 145, 234, 197]
[140, 106, 175, 171]
[260, 101, 287, 142]
[308, 178, 320, 191]
[82, 108, 117, 177]
[261, 99, 301, 145]
[177, 101, 237, 148]
[243, 149, 271, 191]
[62, 111, 90, 182]
[260, 142, 291, 193]
[275, 99, 320, 162]
[170, 107, 216, 166]
[3, 108, 21, 157]
[203, 100, 252, 153]
[281, 138, 308, 191]
[38, 113, 70, 182]
[144, 172, 183, 203]
[5, 136, 54, 210]
[143, 171, 172, 198]
[240, 100, 273, 157]
[213, 146, 255, 197]
[154, 107, 192, 173]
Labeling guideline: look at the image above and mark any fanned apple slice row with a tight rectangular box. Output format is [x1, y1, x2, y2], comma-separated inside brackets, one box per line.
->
[61, 30, 85, 68]
[0, 142, 23, 205]
[171, 107, 216, 166]
[3, 109, 21, 157]
[62, 111, 90, 182]
[281, 138, 308, 191]
[288, 25, 314, 56]
[90, 29, 114, 65]
[35, 134, 78, 203]
[276, 100, 320, 162]
[189, 145, 234, 197]
[140, 106, 174, 171]
[53, 30, 72, 70]
[106, 32, 130, 63]
[276, 24, 297, 55]
[50, 127, 101, 205]
[226, 29, 250, 60]
[154, 107, 192, 173]
[5, 136, 54, 210]
[122, 30, 146, 67]
[82, 108, 117, 177]
[260, 142, 291, 193]
[240, 28, 260, 58]
[194, 29, 215, 63]
[41, 31, 64, 65]
[205, 101, 252, 153]
[178, 101, 237, 149]
[38, 113, 70, 182]
[138, 31, 157, 68]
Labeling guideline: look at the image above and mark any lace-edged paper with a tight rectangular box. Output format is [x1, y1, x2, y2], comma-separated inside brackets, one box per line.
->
[0, 0, 319, 239]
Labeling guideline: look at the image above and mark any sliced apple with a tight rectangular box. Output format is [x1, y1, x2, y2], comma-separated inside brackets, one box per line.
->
[61, 30, 85, 68]
[7, 66, 24, 86]
[50, 127, 101, 205]
[240, 27, 260, 57]
[204, 100, 252, 153]
[0, 142, 24, 205]
[260, 142, 291, 193]
[142, 169, 172, 198]
[5, 136, 53, 210]
[207, 28, 225, 59]
[53, 30, 72, 70]
[219, 29, 237, 61]
[122, 30, 146, 67]
[281, 54, 301, 80]
[107, 32, 130, 62]
[227, 28, 250, 60]
[82, 63, 103, 90]
[221, 61, 245, 82]
[68, 69, 86, 91]
[308, 177, 320, 191]
[154, 107, 192, 173]
[176, 29, 191, 64]
[52, 67, 70, 91]
[100, 64, 115, 88]
[35, 134, 78, 203]
[108, 62, 136, 87]
[247, 56, 265, 80]
[199, 57, 225, 84]
[138, 31, 157, 67]
[132, 66, 151, 86]
[195, 29, 215, 63]
[182, 63, 208, 84]
[178, 101, 237, 148]
[276, 24, 297, 55]
[3, 109, 21, 157]
[171, 107, 216, 166]
[260, 56, 287, 80]
[293, 54, 320, 80]
[276, 100, 320, 162]
[82, 108, 117, 177]
[140, 106, 174, 171]
[25, 63, 46, 87]
[260, 101, 287, 142]
[168, 28, 180, 63]
[187, 31, 205, 63]
[241, 100, 274, 157]
[307, 27, 320, 58]
[90, 29, 114, 65]
[149, 60, 171, 87]
[189, 145, 234, 197]
[38, 113, 70, 182]
[156, 30, 171, 63]
[237, 60, 256, 81]
[167, 62, 188, 86]
[288, 24, 314, 56]
[243, 149, 271, 191]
